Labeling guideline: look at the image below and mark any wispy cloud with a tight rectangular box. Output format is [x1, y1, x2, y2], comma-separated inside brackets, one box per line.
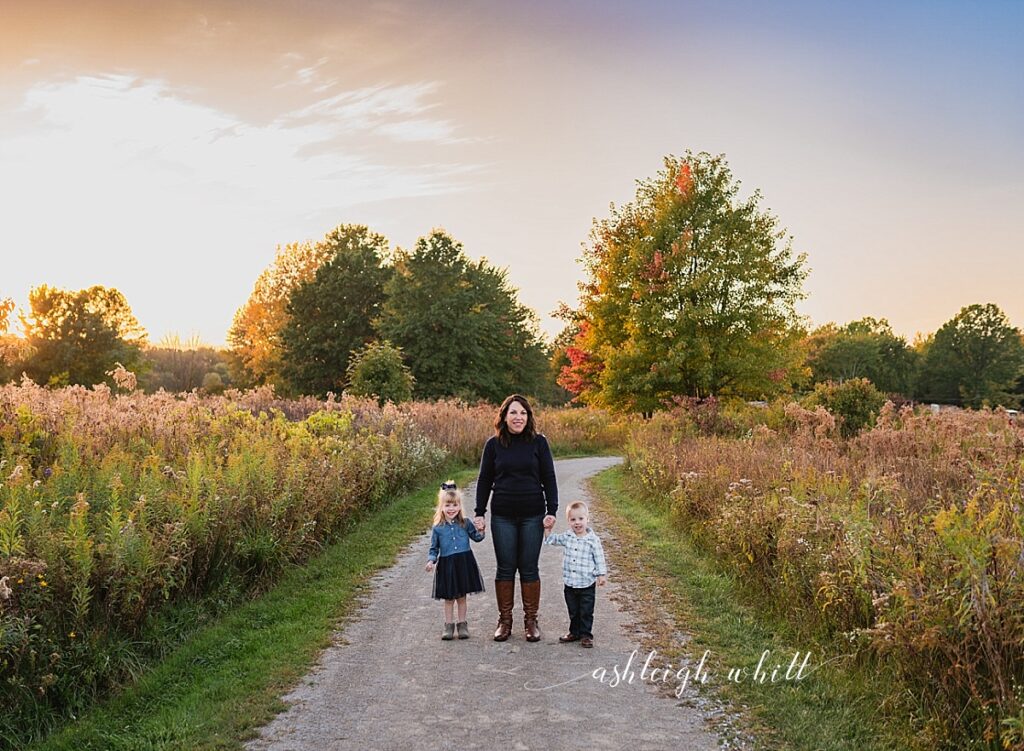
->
[377, 118, 458, 143]
[278, 82, 442, 134]
[0, 72, 484, 344]
[1, 73, 481, 218]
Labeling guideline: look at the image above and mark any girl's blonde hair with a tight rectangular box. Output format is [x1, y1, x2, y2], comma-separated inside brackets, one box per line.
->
[432, 481, 466, 526]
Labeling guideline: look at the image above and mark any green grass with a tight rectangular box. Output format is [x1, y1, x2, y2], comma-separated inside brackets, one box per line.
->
[28, 468, 477, 751]
[591, 465, 910, 751]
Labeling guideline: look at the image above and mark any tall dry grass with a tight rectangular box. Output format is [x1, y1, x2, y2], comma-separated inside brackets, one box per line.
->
[0, 380, 625, 746]
[626, 399, 1024, 749]
[0, 380, 444, 744]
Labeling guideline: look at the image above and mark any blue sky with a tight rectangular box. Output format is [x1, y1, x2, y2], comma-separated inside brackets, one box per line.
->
[1, 0, 1021, 346]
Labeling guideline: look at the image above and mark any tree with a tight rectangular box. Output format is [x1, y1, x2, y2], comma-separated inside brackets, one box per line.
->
[346, 340, 415, 405]
[537, 310, 576, 406]
[21, 285, 147, 386]
[0, 297, 29, 383]
[280, 225, 391, 396]
[376, 229, 548, 402]
[228, 240, 335, 389]
[917, 303, 1024, 408]
[0, 298, 12, 334]
[139, 335, 233, 393]
[560, 152, 807, 413]
[805, 317, 918, 395]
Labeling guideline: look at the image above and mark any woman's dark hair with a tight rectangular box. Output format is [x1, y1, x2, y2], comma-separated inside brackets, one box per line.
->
[495, 394, 537, 446]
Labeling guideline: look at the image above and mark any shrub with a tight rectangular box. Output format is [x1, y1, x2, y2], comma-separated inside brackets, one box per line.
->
[346, 340, 415, 405]
[803, 378, 886, 437]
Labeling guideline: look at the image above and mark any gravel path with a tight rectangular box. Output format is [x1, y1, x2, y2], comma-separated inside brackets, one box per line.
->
[247, 457, 722, 751]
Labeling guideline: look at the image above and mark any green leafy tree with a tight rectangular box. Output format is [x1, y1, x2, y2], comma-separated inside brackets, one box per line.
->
[228, 240, 335, 389]
[280, 225, 391, 396]
[806, 317, 918, 395]
[377, 229, 548, 401]
[560, 152, 807, 413]
[21, 285, 147, 386]
[346, 340, 415, 405]
[917, 303, 1024, 408]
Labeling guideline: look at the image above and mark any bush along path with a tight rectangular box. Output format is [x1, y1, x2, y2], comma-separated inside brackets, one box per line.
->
[247, 457, 722, 751]
[590, 465, 908, 751]
[25, 471, 471, 751]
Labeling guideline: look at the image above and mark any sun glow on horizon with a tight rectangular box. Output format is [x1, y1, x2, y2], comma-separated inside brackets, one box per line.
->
[1, 0, 1022, 349]
[1, 72, 484, 346]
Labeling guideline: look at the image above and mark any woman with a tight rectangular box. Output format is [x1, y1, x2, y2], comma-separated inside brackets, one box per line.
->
[474, 394, 558, 642]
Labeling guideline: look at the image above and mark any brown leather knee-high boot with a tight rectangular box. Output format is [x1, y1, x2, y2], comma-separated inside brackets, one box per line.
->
[493, 580, 515, 641]
[521, 580, 542, 642]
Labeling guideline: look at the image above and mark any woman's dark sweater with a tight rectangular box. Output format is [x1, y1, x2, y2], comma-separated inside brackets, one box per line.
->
[474, 433, 558, 518]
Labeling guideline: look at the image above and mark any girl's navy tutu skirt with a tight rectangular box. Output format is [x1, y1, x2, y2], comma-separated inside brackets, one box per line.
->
[432, 550, 485, 600]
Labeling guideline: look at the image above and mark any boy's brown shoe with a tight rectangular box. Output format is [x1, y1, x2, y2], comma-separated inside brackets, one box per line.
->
[580, 637, 594, 648]
[559, 633, 579, 643]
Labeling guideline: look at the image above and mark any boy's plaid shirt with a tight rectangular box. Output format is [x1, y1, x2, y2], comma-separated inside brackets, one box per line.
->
[543, 528, 607, 588]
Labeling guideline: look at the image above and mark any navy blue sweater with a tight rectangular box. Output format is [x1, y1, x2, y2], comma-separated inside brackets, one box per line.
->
[474, 434, 558, 518]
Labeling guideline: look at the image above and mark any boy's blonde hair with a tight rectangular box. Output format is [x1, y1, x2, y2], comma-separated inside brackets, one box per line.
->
[565, 500, 589, 519]
[432, 481, 466, 526]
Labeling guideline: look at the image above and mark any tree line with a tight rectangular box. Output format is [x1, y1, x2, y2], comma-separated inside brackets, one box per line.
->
[226, 226, 559, 404]
[555, 151, 1024, 411]
[2, 150, 1022, 410]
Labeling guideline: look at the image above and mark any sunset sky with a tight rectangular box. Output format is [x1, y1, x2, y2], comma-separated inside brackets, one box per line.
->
[2, 0, 1022, 347]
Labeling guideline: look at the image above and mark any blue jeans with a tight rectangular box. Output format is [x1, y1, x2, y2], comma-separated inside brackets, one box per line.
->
[490, 514, 544, 582]
[565, 583, 596, 638]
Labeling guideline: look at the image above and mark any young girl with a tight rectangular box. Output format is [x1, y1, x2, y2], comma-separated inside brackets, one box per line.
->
[426, 481, 486, 640]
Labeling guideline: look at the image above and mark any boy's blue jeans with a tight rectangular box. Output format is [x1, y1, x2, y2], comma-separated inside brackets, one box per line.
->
[490, 513, 544, 582]
[564, 583, 596, 638]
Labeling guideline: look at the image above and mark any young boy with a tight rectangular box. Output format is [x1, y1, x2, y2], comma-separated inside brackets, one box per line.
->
[543, 500, 607, 648]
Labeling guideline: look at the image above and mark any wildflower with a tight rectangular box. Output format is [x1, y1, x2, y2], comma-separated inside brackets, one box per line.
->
[106, 363, 138, 391]
[39, 580, 48, 588]
[69, 631, 76, 639]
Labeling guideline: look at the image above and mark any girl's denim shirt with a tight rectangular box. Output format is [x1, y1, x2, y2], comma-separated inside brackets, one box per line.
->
[428, 518, 485, 562]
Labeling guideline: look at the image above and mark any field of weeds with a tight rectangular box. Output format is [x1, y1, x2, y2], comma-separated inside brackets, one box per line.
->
[0, 380, 625, 746]
[627, 399, 1024, 750]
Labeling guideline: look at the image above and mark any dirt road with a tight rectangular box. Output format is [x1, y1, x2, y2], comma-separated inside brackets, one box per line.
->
[247, 457, 721, 751]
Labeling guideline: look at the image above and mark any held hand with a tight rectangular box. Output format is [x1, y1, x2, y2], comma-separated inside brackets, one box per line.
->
[597, 575, 607, 587]
[473, 515, 486, 532]
[425, 561, 435, 572]
[542, 515, 556, 530]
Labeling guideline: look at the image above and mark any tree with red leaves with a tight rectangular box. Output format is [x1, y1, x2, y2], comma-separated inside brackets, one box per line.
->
[560, 151, 807, 413]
